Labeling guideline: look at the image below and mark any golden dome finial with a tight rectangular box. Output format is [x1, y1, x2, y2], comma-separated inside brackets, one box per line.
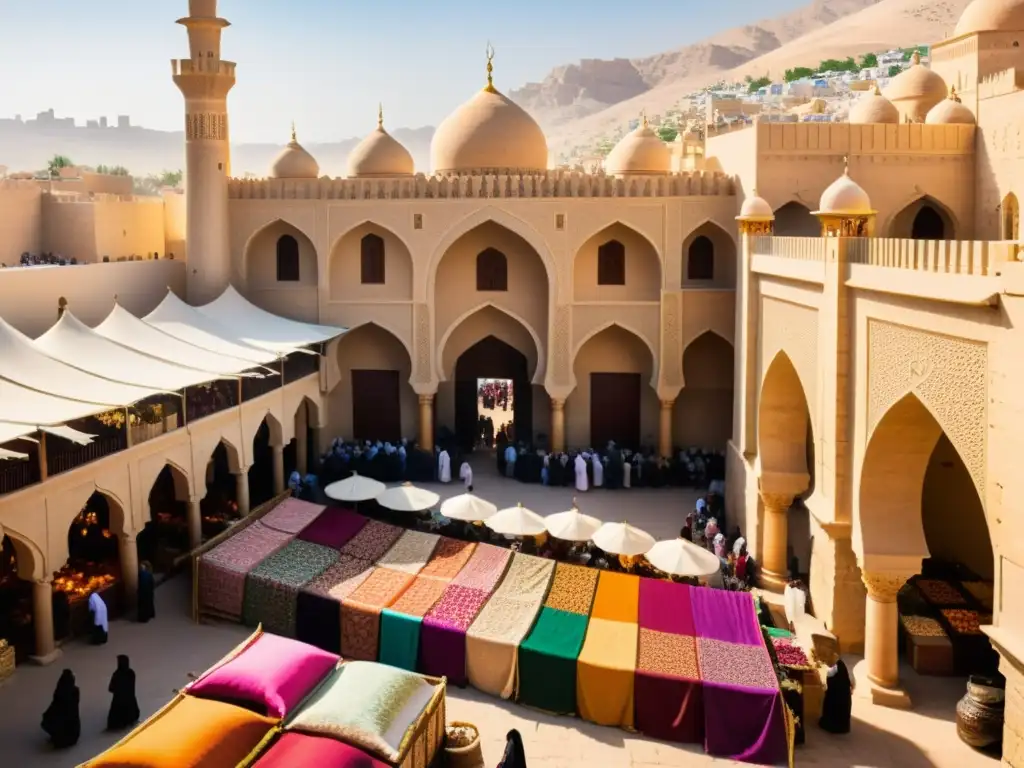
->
[911, 50, 921, 66]
[378, 103, 384, 129]
[290, 121, 297, 143]
[484, 42, 497, 93]
[641, 109, 648, 128]
[843, 155, 850, 175]
[950, 85, 961, 103]
[873, 82, 881, 96]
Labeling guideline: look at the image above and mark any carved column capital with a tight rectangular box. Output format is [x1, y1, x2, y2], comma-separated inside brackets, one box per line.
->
[861, 571, 912, 603]
[418, 394, 435, 406]
[660, 399, 675, 411]
[551, 398, 565, 412]
[759, 491, 793, 513]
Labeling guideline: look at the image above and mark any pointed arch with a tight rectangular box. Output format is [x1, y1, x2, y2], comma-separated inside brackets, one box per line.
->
[572, 321, 658, 388]
[437, 303, 544, 383]
[1002, 192, 1019, 241]
[675, 330, 734, 451]
[773, 201, 819, 237]
[330, 221, 413, 301]
[3, 526, 45, 581]
[758, 351, 812, 485]
[682, 219, 736, 288]
[243, 408, 285, 450]
[886, 194, 958, 240]
[243, 218, 319, 286]
[148, 460, 190, 502]
[573, 221, 661, 301]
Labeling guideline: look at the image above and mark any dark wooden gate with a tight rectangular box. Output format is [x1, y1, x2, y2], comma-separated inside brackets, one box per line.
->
[590, 372, 641, 449]
[351, 370, 401, 441]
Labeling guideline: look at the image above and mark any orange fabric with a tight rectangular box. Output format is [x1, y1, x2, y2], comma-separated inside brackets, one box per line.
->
[589, 571, 640, 623]
[576, 617, 638, 729]
[85, 695, 276, 767]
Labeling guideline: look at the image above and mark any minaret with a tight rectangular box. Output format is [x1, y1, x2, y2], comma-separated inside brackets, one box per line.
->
[171, 0, 236, 305]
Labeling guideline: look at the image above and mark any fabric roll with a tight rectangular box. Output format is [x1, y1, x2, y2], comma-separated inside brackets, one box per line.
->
[575, 617, 639, 729]
[517, 607, 589, 715]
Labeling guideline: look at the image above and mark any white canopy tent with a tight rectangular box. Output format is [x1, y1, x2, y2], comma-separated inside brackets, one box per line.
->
[197, 286, 346, 354]
[0, 421, 34, 445]
[35, 310, 232, 391]
[0, 377, 121, 425]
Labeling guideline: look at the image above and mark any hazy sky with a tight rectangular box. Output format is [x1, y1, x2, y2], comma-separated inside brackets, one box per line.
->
[0, 0, 808, 143]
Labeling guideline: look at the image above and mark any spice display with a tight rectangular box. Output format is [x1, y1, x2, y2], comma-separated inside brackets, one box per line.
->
[941, 608, 984, 636]
[771, 637, 812, 668]
[52, 564, 117, 602]
[915, 580, 966, 606]
[900, 615, 947, 638]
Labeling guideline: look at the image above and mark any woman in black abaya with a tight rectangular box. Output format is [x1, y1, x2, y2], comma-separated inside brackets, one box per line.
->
[107, 655, 140, 730]
[41, 669, 81, 748]
[818, 658, 854, 734]
[137, 561, 156, 623]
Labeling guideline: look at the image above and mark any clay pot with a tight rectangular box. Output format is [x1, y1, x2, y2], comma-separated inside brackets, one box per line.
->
[444, 721, 484, 768]
[956, 675, 1005, 749]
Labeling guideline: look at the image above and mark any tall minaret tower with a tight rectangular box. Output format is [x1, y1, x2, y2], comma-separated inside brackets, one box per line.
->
[172, 0, 236, 305]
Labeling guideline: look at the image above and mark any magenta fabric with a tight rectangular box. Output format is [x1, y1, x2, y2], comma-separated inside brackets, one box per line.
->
[418, 584, 490, 686]
[298, 508, 368, 550]
[638, 579, 695, 635]
[634, 671, 705, 745]
[253, 732, 389, 767]
[690, 587, 761, 645]
[701, 682, 788, 764]
[188, 633, 339, 718]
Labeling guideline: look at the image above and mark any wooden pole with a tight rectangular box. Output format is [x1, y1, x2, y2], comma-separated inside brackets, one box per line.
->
[38, 432, 48, 481]
[124, 407, 133, 448]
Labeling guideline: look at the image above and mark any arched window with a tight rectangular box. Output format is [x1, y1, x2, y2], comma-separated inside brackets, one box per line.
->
[276, 235, 300, 281]
[1002, 193, 1019, 241]
[687, 235, 715, 281]
[476, 248, 508, 291]
[360, 234, 385, 284]
[597, 240, 625, 285]
[911, 206, 945, 240]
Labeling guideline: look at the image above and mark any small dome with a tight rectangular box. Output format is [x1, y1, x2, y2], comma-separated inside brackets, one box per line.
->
[848, 85, 899, 124]
[431, 51, 548, 175]
[882, 52, 948, 123]
[604, 118, 672, 176]
[816, 165, 873, 215]
[270, 126, 320, 179]
[347, 107, 415, 178]
[739, 192, 774, 219]
[925, 88, 977, 124]
[955, 0, 1024, 36]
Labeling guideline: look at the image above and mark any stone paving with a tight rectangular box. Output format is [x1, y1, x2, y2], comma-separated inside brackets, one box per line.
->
[0, 463, 1000, 767]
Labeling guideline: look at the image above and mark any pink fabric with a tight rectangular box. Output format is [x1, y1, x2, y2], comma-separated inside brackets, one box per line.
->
[253, 732, 389, 767]
[262, 499, 326, 534]
[638, 579, 696, 635]
[188, 633, 339, 718]
[451, 543, 512, 592]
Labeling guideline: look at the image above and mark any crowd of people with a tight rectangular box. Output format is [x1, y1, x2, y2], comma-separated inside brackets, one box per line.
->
[478, 380, 512, 411]
[0, 251, 177, 269]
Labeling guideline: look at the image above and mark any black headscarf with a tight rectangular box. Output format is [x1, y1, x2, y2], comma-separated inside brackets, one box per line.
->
[42, 669, 80, 748]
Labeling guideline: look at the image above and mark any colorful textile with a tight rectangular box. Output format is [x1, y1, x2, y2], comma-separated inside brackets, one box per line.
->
[298, 508, 368, 550]
[253, 732, 389, 768]
[635, 628, 703, 744]
[698, 637, 779, 690]
[466, 592, 549, 698]
[341, 568, 415, 660]
[296, 556, 376, 654]
[243, 541, 340, 637]
[286, 661, 438, 765]
[451, 543, 512, 592]
[378, 578, 449, 671]
[419, 585, 491, 686]
[576, 617, 639, 729]
[589, 571, 640, 623]
[198, 522, 292, 619]
[262, 499, 326, 534]
[492, 553, 556, 602]
[340, 520, 404, 562]
[517, 607, 589, 715]
[376, 530, 440, 575]
[188, 632, 339, 718]
[85, 695, 276, 768]
[418, 537, 476, 581]
[691, 587, 761, 646]
[543, 563, 599, 615]
[638, 579, 695, 635]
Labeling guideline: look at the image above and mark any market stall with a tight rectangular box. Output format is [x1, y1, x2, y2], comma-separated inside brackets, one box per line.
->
[340, 567, 416, 660]
[198, 522, 292, 621]
[295, 555, 375, 654]
[242, 540, 339, 637]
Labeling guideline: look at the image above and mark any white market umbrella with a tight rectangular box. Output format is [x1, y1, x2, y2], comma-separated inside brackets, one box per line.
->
[324, 472, 386, 503]
[544, 501, 602, 542]
[644, 537, 722, 577]
[440, 493, 498, 523]
[376, 483, 441, 513]
[486, 503, 547, 537]
[592, 521, 655, 557]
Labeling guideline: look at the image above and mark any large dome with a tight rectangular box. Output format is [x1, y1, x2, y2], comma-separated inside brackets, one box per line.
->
[270, 126, 320, 180]
[604, 118, 672, 176]
[848, 85, 899, 125]
[955, 0, 1024, 36]
[816, 165, 873, 215]
[431, 55, 548, 175]
[926, 88, 976, 125]
[883, 52, 948, 123]
[347, 108, 415, 178]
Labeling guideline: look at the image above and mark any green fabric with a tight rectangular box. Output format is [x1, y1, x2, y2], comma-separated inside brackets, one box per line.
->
[517, 607, 589, 715]
[378, 609, 422, 672]
[764, 626, 794, 639]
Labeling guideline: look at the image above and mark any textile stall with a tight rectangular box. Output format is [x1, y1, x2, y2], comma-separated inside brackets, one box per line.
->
[242, 540, 340, 637]
[295, 555, 375, 654]
[260, 499, 326, 535]
[198, 522, 293, 620]
[378, 577, 450, 671]
[376, 530, 441, 576]
[340, 567, 415, 660]
[339, 520, 404, 563]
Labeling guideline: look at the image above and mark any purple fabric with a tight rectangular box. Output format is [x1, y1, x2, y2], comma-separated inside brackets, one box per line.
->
[691, 588, 761, 645]
[634, 670, 704, 745]
[419, 617, 469, 687]
[638, 579, 695, 635]
[299, 509, 368, 550]
[702, 682, 788, 765]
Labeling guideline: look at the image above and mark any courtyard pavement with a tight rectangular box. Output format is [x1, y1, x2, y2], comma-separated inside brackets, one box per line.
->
[0, 460, 1001, 767]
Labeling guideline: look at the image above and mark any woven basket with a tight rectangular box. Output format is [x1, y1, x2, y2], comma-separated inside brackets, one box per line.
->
[0, 641, 14, 682]
[443, 721, 484, 768]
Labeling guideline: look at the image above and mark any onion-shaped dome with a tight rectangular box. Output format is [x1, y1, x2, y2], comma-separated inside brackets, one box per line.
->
[604, 115, 672, 176]
[430, 48, 548, 175]
[739, 191, 774, 219]
[955, 0, 1024, 36]
[347, 106, 415, 178]
[816, 164, 873, 215]
[925, 87, 976, 125]
[883, 51, 948, 123]
[848, 85, 900, 124]
[269, 125, 320, 179]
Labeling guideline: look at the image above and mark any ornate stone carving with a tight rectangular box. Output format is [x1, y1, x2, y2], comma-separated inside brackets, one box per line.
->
[861, 571, 913, 603]
[185, 112, 228, 141]
[414, 303, 432, 383]
[552, 305, 571, 385]
[759, 297, 819, 416]
[418, 394, 434, 406]
[760, 492, 793, 513]
[551, 398, 565, 411]
[661, 294, 682, 387]
[867, 320, 987, 497]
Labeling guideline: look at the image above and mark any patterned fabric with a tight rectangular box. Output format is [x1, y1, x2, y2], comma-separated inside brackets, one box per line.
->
[916, 579, 967, 606]
[697, 637, 779, 690]
[492, 553, 555, 602]
[262, 499, 327, 534]
[451, 543, 512, 592]
[962, 581, 995, 610]
[301, 555, 375, 602]
[388, 577, 448, 618]
[297, 508, 368, 550]
[637, 628, 700, 680]
[375, 530, 440, 575]
[250, 541, 340, 587]
[342, 569, 415, 661]
[425, 584, 490, 631]
[418, 538, 476, 581]
[468, 594, 543, 643]
[544, 563, 599, 616]
[340, 520, 403, 562]
[243, 541, 339, 637]
[466, 593, 546, 698]
[347, 568, 416, 608]
[199, 522, 293, 619]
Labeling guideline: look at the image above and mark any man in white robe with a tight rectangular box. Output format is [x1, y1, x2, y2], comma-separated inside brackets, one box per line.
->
[574, 453, 588, 492]
[438, 449, 452, 483]
[459, 461, 473, 490]
[591, 452, 604, 487]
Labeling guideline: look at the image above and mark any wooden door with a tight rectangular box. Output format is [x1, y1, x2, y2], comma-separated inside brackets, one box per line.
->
[590, 373, 641, 449]
[351, 370, 401, 441]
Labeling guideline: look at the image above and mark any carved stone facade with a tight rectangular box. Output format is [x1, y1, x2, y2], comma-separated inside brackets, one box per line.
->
[759, 296, 819, 417]
[550, 305, 572, 387]
[861, 571, 913, 603]
[185, 112, 228, 142]
[660, 292, 682, 388]
[414, 302, 432, 385]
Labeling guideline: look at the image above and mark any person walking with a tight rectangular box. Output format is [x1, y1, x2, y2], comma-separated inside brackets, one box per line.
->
[107, 655, 141, 730]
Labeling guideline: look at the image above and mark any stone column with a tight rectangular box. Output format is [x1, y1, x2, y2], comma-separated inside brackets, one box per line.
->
[119, 532, 139, 608]
[187, 497, 203, 551]
[658, 400, 674, 459]
[235, 469, 251, 517]
[30, 579, 60, 665]
[862, 571, 912, 708]
[550, 398, 566, 452]
[272, 445, 285, 495]
[418, 395, 434, 453]
[758, 491, 792, 590]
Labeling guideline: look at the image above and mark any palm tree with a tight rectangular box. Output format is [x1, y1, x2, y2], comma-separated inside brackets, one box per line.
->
[47, 154, 74, 179]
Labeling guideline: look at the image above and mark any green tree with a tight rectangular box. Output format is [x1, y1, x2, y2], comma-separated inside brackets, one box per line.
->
[160, 170, 183, 187]
[657, 125, 678, 143]
[784, 66, 815, 82]
[888, 64, 903, 77]
[47, 154, 74, 178]
[859, 53, 878, 68]
[747, 76, 772, 93]
[818, 57, 857, 73]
